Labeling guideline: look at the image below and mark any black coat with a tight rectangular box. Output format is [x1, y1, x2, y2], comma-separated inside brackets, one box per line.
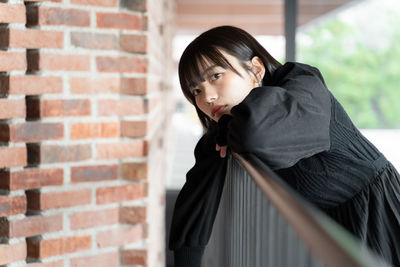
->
[169, 62, 400, 267]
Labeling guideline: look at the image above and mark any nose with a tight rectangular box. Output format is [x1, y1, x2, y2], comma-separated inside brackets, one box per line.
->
[203, 86, 218, 105]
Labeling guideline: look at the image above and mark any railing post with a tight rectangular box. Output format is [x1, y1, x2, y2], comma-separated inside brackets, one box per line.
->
[285, 0, 298, 62]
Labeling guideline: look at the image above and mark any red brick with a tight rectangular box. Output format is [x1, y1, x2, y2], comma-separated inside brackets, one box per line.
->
[28, 52, 90, 71]
[120, 120, 147, 138]
[97, 56, 147, 73]
[70, 122, 119, 140]
[142, 124, 166, 155]
[70, 208, 118, 230]
[71, 0, 117, 6]
[96, 225, 142, 248]
[27, 235, 91, 259]
[121, 162, 147, 180]
[26, 261, 64, 267]
[97, 98, 144, 116]
[71, 32, 118, 50]
[70, 76, 119, 94]
[120, 0, 147, 12]
[0, 215, 62, 238]
[70, 252, 119, 267]
[71, 164, 117, 183]
[0, 28, 63, 49]
[96, 12, 142, 30]
[120, 77, 148, 95]
[120, 34, 148, 54]
[119, 206, 146, 224]
[120, 249, 147, 266]
[0, 30, 7, 47]
[27, 99, 91, 118]
[142, 14, 148, 31]
[27, 6, 90, 27]
[0, 51, 26, 71]
[1, 76, 63, 95]
[27, 189, 91, 211]
[143, 182, 149, 196]
[96, 183, 145, 204]
[96, 141, 145, 160]
[0, 195, 26, 217]
[0, 122, 63, 142]
[0, 242, 27, 265]
[74, 0, 117, 5]
[27, 144, 91, 164]
[0, 99, 25, 119]
[0, 4, 25, 23]
[0, 146, 26, 168]
[0, 168, 63, 191]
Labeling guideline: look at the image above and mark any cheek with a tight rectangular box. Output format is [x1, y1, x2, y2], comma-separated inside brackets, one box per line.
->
[224, 77, 253, 102]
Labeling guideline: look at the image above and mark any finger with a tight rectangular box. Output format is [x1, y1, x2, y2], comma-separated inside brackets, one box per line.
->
[216, 144, 220, 151]
[220, 146, 227, 158]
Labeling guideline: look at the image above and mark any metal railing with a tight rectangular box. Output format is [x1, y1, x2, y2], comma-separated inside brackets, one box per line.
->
[202, 153, 390, 267]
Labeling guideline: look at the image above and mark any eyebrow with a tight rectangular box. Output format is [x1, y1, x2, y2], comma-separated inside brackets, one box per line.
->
[200, 65, 217, 78]
[189, 65, 218, 91]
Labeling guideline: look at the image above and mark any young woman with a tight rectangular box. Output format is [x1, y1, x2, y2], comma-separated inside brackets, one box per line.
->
[169, 25, 400, 267]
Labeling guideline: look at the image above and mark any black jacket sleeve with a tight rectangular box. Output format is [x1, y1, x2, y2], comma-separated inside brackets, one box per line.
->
[228, 62, 332, 170]
[169, 132, 228, 267]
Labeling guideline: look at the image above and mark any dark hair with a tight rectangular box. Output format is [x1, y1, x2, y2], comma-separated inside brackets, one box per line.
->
[178, 25, 282, 133]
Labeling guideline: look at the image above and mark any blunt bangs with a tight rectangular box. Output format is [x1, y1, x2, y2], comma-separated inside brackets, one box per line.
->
[179, 44, 240, 104]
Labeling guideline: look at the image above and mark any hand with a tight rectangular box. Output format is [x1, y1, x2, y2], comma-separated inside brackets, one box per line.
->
[216, 144, 227, 158]
[215, 114, 232, 158]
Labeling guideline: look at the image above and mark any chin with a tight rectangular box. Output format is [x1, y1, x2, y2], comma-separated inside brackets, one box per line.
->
[213, 115, 224, 123]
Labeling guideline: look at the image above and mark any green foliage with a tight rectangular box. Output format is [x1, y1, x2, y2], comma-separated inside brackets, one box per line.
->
[297, 13, 400, 129]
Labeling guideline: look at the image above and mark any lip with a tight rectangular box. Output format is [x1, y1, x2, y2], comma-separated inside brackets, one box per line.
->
[212, 105, 226, 118]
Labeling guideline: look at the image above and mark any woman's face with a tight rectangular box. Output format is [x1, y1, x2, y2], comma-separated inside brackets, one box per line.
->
[190, 50, 264, 122]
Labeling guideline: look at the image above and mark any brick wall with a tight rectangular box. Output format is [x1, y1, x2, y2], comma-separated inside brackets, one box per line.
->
[0, 0, 174, 266]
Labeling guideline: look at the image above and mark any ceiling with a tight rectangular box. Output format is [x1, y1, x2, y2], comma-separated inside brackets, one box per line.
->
[175, 0, 359, 35]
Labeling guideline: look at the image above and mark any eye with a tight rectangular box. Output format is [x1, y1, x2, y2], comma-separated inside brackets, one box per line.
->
[192, 89, 201, 96]
[210, 73, 221, 81]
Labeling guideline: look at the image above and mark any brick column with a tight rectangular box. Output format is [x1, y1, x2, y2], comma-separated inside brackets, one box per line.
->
[0, 0, 174, 266]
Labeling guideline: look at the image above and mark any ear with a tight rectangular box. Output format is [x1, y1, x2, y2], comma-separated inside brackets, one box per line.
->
[250, 56, 265, 83]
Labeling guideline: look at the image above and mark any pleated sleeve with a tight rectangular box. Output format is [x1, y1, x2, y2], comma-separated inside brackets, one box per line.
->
[228, 62, 332, 170]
